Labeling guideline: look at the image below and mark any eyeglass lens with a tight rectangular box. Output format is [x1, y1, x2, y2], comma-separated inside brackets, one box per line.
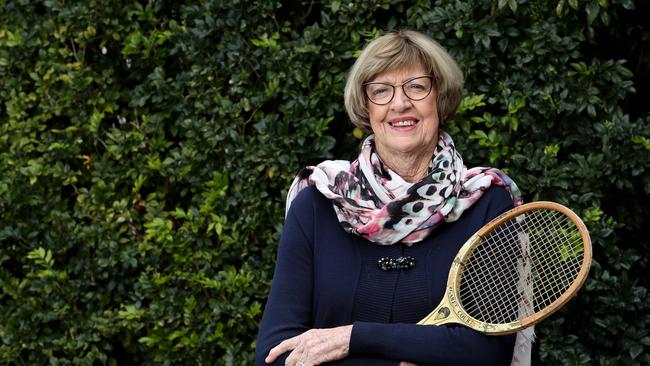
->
[364, 76, 433, 105]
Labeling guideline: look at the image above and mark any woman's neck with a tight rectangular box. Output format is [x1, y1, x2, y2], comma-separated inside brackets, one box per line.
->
[376, 144, 436, 183]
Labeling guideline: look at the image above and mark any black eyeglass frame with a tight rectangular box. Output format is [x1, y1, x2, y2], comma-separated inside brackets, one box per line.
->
[362, 75, 435, 105]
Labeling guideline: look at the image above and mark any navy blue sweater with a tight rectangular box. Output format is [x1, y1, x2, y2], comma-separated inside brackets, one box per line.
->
[256, 186, 516, 365]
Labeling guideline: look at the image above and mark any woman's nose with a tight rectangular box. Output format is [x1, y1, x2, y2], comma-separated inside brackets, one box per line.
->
[390, 87, 412, 110]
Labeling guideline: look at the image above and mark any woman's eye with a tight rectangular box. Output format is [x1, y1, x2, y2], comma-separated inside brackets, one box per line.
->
[406, 83, 426, 92]
[372, 87, 390, 96]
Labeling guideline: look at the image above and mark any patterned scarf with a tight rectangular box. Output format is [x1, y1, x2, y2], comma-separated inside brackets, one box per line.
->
[286, 131, 523, 245]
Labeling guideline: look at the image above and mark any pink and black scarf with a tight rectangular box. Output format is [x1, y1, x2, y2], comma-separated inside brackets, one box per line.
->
[286, 131, 523, 245]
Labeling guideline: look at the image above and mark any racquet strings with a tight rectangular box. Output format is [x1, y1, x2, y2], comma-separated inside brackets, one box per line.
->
[459, 208, 585, 325]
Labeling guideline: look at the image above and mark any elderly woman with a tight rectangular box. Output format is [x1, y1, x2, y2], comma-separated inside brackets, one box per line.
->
[255, 30, 532, 366]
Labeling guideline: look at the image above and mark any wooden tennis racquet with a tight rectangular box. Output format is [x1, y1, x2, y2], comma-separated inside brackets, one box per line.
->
[418, 201, 592, 334]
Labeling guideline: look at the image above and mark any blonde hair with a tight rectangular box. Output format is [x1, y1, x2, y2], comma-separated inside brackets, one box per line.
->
[344, 30, 464, 132]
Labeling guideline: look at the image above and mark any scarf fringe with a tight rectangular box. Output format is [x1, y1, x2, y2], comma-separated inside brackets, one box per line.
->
[511, 326, 535, 366]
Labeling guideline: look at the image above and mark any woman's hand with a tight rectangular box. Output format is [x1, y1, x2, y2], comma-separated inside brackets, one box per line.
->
[399, 362, 418, 366]
[265, 325, 353, 365]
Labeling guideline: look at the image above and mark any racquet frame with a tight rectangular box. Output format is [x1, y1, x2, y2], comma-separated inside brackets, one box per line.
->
[417, 201, 592, 334]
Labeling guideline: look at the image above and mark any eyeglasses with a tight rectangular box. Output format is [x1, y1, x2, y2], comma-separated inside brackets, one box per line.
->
[363, 76, 434, 105]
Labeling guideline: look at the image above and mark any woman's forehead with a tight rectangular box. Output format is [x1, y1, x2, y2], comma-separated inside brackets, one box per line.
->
[369, 64, 427, 83]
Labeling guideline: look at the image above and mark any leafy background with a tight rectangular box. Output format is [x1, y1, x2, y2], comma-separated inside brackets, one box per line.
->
[1, 0, 648, 365]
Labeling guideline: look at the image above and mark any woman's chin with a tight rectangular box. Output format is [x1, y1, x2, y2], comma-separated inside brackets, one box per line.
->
[378, 136, 433, 155]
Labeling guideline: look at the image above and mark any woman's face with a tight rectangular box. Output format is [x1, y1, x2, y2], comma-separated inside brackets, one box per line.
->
[366, 65, 439, 159]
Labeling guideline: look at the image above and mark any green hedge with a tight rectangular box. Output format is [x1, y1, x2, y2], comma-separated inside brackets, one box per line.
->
[1, 0, 648, 364]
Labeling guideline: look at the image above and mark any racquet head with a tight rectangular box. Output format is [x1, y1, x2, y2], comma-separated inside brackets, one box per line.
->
[418, 201, 592, 334]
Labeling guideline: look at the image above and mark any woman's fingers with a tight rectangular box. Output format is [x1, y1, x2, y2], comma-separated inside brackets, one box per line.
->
[265, 325, 353, 365]
[284, 342, 307, 365]
[265, 335, 300, 364]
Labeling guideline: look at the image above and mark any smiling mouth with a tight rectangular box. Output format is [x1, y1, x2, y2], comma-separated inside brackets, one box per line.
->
[389, 120, 419, 127]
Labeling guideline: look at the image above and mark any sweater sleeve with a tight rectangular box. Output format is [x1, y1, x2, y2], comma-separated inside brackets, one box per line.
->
[350, 322, 515, 366]
[254, 191, 399, 366]
[254, 192, 315, 366]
